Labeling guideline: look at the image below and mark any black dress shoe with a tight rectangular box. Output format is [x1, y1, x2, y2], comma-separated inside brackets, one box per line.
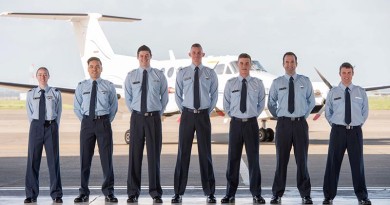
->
[24, 198, 37, 203]
[207, 194, 216, 203]
[302, 196, 313, 204]
[53, 197, 63, 203]
[105, 194, 118, 203]
[253, 195, 265, 204]
[127, 195, 138, 203]
[74, 194, 89, 203]
[153, 196, 163, 203]
[171, 194, 182, 203]
[359, 198, 372, 205]
[221, 195, 235, 203]
[322, 198, 333, 204]
[270, 195, 281, 204]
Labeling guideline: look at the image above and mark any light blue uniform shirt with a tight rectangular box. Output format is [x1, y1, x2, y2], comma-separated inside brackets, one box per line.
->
[325, 83, 368, 126]
[223, 75, 265, 118]
[175, 63, 218, 114]
[74, 78, 118, 122]
[124, 67, 168, 115]
[26, 86, 62, 125]
[268, 74, 315, 119]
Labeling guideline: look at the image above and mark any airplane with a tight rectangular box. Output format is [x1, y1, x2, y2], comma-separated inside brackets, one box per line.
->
[0, 12, 333, 144]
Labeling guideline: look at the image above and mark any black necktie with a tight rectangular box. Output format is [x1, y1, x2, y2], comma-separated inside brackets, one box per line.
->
[288, 76, 295, 114]
[345, 87, 351, 124]
[141, 70, 148, 114]
[39, 89, 45, 123]
[194, 67, 200, 109]
[240, 78, 247, 113]
[89, 80, 97, 118]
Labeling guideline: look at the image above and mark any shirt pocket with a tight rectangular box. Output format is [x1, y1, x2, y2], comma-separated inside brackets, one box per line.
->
[97, 90, 109, 108]
[151, 81, 161, 95]
[249, 90, 259, 101]
[231, 91, 240, 110]
[183, 78, 193, 95]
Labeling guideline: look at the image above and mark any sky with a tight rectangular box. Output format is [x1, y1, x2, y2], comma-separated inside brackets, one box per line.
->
[0, 0, 389, 88]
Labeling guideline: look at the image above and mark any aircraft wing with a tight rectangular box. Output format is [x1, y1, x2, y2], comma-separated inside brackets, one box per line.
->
[0, 81, 75, 94]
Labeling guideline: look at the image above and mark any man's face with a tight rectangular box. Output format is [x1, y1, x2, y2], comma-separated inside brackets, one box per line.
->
[189, 46, 205, 66]
[36, 69, 49, 86]
[340, 67, 354, 86]
[283, 55, 297, 76]
[137, 51, 151, 68]
[238, 57, 251, 78]
[88, 60, 102, 80]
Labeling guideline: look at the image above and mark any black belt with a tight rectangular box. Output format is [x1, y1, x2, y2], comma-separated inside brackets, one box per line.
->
[133, 110, 160, 117]
[84, 114, 109, 119]
[44, 120, 56, 127]
[183, 107, 208, 114]
[232, 117, 257, 122]
[278, 116, 305, 121]
[333, 124, 360, 130]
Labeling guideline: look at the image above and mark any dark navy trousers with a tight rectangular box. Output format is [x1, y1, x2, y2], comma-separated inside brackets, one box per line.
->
[272, 117, 311, 198]
[225, 118, 262, 197]
[174, 110, 215, 196]
[127, 113, 163, 198]
[79, 116, 114, 196]
[25, 120, 62, 200]
[323, 125, 368, 200]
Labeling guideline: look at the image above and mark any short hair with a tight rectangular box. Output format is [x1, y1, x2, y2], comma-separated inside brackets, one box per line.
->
[87, 57, 102, 66]
[283, 52, 297, 62]
[137, 45, 152, 56]
[191, 43, 202, 49]
[36, 66, 50, 76]
[238, 53, 251, 61]
[339, 62, 354, 72]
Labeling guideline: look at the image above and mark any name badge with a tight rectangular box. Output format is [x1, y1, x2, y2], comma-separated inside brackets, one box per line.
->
[47, 96, 53, 99]
[334, 97, 341, 100]
[83, 92, 90, 95]
[33, 97, 40, 100]
[153, 80, 160, 82]
[279, 87, 287, 90]
[184, 77, 191, 81]
[132, 81, 140, 84]
[300, 85, 304, 88]
[232, 90, 239, 93]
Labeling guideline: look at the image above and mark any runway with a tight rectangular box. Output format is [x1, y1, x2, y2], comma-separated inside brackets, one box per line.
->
[0, 109, 389, 204]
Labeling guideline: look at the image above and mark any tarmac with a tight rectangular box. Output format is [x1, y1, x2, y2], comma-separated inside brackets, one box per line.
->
[0, 109, 389, 204]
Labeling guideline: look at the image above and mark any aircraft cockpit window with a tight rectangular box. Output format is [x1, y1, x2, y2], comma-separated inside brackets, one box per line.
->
[226, 65, 233, 74]
[167, 67, 175, 78]
[252, 61, 267, 72]
[214, 64, 225, 74]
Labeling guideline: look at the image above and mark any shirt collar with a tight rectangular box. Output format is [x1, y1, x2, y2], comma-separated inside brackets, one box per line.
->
[238, 75, 251, 82]
[339, 82, 355, 90]
[191, 63, 203, 70]
[284, 73, 297, 81]
[138, 67, 151, 74]
[89, 78, 102, 84]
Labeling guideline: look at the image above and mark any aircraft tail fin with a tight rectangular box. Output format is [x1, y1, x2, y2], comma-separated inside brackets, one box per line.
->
[0, 12, 141, 78]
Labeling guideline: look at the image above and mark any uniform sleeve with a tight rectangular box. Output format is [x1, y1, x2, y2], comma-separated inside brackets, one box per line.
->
[305, 77, 316, 119]
[208, 70, 219, 114]
[26, 91, 33, 123]
[223, 81, 232, 117]
[175, 70, 184, 112]
[361, 89, 369, 125]
[257, 80, 266, 117]
[56, 90, 62, 126]
[160, 73, 169, 115]
[109, 83, 118, 122]
[267, 80, 278, 118]
[124, 74, 133, 112]
[324, 90, 333, 126]
[73, 84, 83, 121]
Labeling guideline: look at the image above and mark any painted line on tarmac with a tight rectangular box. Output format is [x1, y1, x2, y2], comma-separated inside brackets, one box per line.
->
[239, 158, 250, 185]
[1, 186, 388, 191]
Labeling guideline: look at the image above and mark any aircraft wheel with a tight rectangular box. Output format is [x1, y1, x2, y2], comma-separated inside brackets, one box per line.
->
[124, 129, 130, 144]
[259, 128, 267, 142]
[266, 128, 275, 142]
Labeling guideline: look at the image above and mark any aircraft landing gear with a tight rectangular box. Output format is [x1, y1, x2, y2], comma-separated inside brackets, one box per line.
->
[259, 120, 275, 142]
[124, 129, 130, 144]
